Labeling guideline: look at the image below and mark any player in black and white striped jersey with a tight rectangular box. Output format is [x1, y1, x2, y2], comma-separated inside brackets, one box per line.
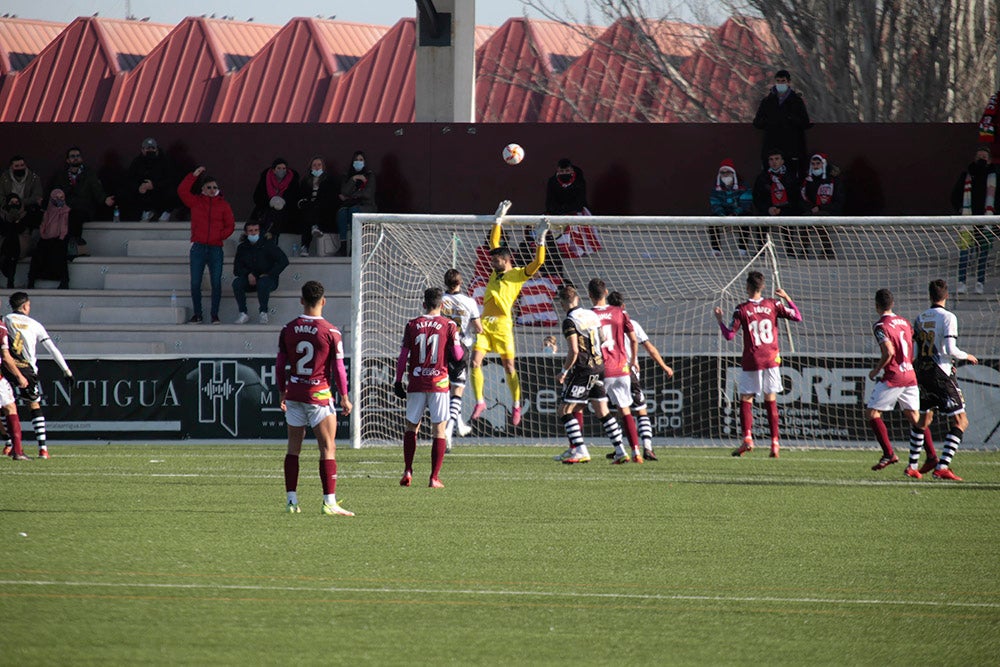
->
[440, 269, 483, 451]
[2, 292, 72, 459]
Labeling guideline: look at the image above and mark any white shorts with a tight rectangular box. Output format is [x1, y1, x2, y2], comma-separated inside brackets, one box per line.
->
[406, 392, 450, 425]
[738, 367, 783, 397]
[285, 399, 337, 429]
[867, 383, 919, 412]
[0, 378, 13, 406]
[604, 375, 633, 409]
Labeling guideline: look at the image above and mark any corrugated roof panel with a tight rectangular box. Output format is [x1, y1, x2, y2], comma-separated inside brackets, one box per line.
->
[321, 18, 416, 122]
[0, 17, 66, 74]
[0, 17, 125, 121]
[96, 18, 172, 71]
[312, 18, 387, 72]
[474, 25, 497, 49]
[528, 19, 602, 73]
[103, 17, 280, 122]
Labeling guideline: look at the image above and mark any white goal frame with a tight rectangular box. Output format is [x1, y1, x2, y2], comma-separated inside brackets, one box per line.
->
[350, 213, 999, 450]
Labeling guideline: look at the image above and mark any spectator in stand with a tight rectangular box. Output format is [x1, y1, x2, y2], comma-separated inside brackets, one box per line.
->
[753, 69, 812, 178]
[539, 157, 589, 278]
[252, 158, 300, 239]
[177, 167, 235, 324]
[798, 152, 842, 258]
[752, 148, 800, 256]
[232, 221, 289, 325]
[297, 156, 338, 257]
[951, 144, 998, 295]
[979, 89, 998, 145]
[0, 156, 44, 210]
[708, 158, 754, 257]
[0, 193, 41, 288]
[336, 150, 377, 256]
[27, 189, 70, 289]
[125, 137, 176, 222]
[47, 146, 115, 255]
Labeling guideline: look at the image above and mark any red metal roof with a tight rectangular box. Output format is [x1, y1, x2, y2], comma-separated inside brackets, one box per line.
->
[212, 18, 386, 122]
[475, 18, 601, 122]
[540, 18, 707, 122]
[0, 17, 170, 122]
[320, 18, 416, 123]
[675, 17, 778, 122]
[103, 17, 278, 123]
[0, 17, 66, 75]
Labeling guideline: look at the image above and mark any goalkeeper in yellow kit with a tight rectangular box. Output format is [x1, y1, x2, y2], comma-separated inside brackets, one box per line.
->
[470, 203, 548, 426]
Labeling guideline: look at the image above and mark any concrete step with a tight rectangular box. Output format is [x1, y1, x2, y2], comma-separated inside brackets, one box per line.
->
[59, 341, 168, 355]
[126, 239, 193, 257]
[15, 289, 352, 326]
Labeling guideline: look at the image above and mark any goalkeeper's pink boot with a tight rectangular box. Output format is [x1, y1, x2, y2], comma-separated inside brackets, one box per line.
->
[511, 405, 522, 426]
[470, 402, 487, 420]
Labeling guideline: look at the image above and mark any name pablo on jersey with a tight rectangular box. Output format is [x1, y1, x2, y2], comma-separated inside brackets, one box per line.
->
[294, 324, 319, 335]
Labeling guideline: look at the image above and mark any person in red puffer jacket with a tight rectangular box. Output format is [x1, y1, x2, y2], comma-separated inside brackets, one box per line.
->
[178, 167, 235, 324]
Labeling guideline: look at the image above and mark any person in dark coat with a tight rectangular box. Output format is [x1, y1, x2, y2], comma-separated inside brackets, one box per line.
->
[47, 146, 115, 249]
[232, 221, 289, 325]
[0, 193, 41, 288]
[798, 152, 843, 258]
[753, 69, 812, 178]
[752, 148, 801, 257]
[125, 137, 177, 221]
[297, 156, 339, 256]
[950, 144, 998, 294]
[335, 150, 377, 255]
[252, 158, 301, 239]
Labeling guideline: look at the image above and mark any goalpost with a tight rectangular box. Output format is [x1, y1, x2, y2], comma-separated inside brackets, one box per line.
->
[350, 211, 1000, 450]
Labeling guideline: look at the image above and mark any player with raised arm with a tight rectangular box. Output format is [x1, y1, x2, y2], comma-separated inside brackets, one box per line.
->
[865, 289, 921, 472]
[394, 288, 464, 488]
[2, 292, 72, 459]
[440, 269, 482, 451]
[607, 291, 674, 461]
[714, 271, 802, 458]
[588, 278, 643, 463]
[910, 279, 979, 481]
[0, 316, 29, 460]
[552, 285, 626, 464]
[469, 202, 547, 426]
[276, 280, 354, 516]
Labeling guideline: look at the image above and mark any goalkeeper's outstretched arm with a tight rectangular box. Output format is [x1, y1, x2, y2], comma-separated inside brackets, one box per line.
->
[525, 218, 549, 277]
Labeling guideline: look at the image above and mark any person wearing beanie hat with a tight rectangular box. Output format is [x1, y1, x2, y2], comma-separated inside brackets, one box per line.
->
[125, 136, 177, 222]
[251, 158, 301, 240]
[709, 158, 754, 257]
[798, 152, 842, 258]
[950, 144, 997, 294]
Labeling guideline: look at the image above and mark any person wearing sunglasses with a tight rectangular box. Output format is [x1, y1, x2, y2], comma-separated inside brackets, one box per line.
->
[177, 167, 235, 324]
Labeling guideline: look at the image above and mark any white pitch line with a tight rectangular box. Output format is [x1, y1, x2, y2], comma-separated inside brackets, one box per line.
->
[0, 579, 997, 610]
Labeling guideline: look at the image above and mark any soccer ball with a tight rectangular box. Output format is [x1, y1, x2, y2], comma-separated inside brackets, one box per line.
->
[502, 143, 524, 165]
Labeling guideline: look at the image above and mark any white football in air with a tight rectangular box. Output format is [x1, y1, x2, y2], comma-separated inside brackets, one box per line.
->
[502, 143, 524, 165]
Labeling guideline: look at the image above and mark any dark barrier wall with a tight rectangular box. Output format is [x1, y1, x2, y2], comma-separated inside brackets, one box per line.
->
[0, 122, 977, 218]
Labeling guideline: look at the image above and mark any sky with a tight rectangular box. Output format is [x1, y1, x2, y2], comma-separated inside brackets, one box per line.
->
[2, 0, 639, 27]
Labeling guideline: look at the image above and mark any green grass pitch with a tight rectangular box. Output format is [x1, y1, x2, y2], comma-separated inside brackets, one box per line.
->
[2, 444, 999, 665]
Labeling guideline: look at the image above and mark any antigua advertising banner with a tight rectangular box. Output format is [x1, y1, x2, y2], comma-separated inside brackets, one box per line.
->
[31, 356, 999, 446]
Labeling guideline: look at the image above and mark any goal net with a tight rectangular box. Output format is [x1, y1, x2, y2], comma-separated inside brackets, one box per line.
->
[351, 211, 1000, 450]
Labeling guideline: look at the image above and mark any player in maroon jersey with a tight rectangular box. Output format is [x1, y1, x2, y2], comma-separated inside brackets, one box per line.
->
[714, 271, 802, 457]
[394, 287, 464, 488]
[866, 288, 922, 473]
[588, 278, 643, 463]
[276, 280, 353, 516]
[0, 319, 28, 460]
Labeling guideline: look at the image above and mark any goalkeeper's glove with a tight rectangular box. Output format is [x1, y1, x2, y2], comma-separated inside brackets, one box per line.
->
[535, 217, 551, 245]
[393, 381, 407, 399]
[494, 199, 512, 222]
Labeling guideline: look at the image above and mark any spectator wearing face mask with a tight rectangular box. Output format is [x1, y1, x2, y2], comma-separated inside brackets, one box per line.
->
[232, 221, 289, 325]
[0, 155, 44, 210]
[28, 189, 71, 289]
[798, 152, 841, 258]
[753, 69, 812, 179]
[0, 193, 41, 288]
[125, 137, 177, 222]
[47, 146, 115, 252]
[950, 144, 998, 295]
[545, 158, 588, 216]
[297, 156, 339, 257]
[178, 167, 235, 324]
[336, 150, 377, 256]
[252, 158, 301, 239]
[709, 158, 754, 257]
